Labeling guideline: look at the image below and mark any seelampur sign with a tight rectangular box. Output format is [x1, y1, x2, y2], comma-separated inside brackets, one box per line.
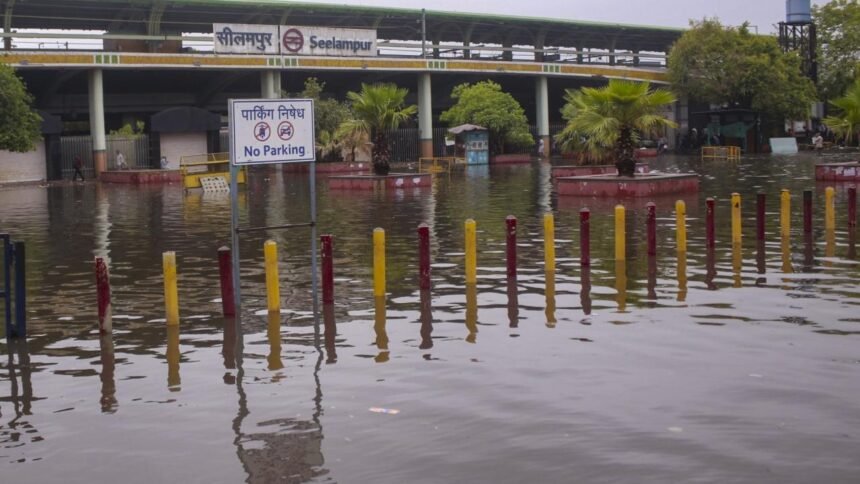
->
[214, 24, 377, 57]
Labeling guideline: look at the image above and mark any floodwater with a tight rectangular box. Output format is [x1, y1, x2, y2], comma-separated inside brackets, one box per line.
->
[1, 152, 859, 483]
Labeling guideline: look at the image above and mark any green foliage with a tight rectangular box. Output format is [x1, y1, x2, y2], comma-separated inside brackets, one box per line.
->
[0, 64, 42, 152]
[300, 77, 352, 156]
[823, 77, 860, 146]
[439, 80, 533, 154]
[109, 120, 145, 137]
[814, 0, 860, 100]
[668, 19, 817, 123]
[343, 83, 417, 174]
[560, 80, 676, 175]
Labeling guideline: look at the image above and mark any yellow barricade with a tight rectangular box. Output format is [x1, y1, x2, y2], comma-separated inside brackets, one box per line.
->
[179, 152, 247, 189]
[701, 146, 741, 162]
[418, 157, 463, 174]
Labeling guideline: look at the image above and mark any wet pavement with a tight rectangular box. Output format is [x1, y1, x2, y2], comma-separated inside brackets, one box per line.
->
[0, 152, 859, 483]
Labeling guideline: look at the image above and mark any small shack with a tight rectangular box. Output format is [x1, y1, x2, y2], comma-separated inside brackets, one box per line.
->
[448, 124, 489, 165]
[150, 107, 221, 169]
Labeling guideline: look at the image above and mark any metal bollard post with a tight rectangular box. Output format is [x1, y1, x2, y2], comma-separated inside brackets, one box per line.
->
[706, 198, 716, 248]
[264, 240, 280, 313]
[780, 189, 791, 238]
[217, 247, 236, 317]
[1, 233, 11, 336]
[849, 186, 857, 228]
[580, 208, 590, 267]
[465, 219, 477, 284]
[418, 225, 431, 291]
[544, 213, 555, 273]
[321, 235, 335, 304]
[756, 192, 766, 241]
[646, 202, 657, 257]
[614, 205, 625, 261]
[675, 200, 687, 252]
[803, 190, 813, 234]
[95, 257, 112, 334]
[162, 251, 179, 326]
[731, 193, 742, 245]
[373, 228, 386, 298]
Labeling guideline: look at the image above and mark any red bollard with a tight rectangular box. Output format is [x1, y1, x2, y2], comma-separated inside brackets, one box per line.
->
[580, 208, 590, 267]
[646, 202, 657, 256]
[803, 190, 813, 234]
[756, 192, 766, 241]
[505, 216, 517, 278]
[849, 186, 857, 228]
[706, 198, 716, 248]
[218, 247, 236, 317]
[321, 235, 334, 304]
[418, 224, 431, 290]
[95, 257, 112, 334]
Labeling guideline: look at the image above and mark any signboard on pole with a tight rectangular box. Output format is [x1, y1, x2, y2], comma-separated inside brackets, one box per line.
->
[229, 98, 316, 165]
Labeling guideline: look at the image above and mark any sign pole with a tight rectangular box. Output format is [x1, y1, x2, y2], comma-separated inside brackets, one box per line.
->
[228, 100, 242, 322]
[310, 160, 319, 316]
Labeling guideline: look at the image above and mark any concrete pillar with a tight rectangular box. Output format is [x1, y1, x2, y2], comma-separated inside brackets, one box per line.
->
[88, 68, 107, 177]
[418, 73, 433, 159]
[576, 43, 584, 64]
[260, 71, 281, 99]
[633, 50, 640, 66]
[502, 39, 513, 61]
[535, 76, 550, 158]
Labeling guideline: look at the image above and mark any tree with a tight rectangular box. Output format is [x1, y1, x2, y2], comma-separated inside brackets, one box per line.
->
[299, 77, 352, 162]
[341, 83, 417, 175]
[814, 0, 860, 101]
[440, 80, 533, 155]
[561, 80, 676, 177]
[0, 64, 42, 152]
[824, 77, 860, 146]
[668, 19, 817, 125]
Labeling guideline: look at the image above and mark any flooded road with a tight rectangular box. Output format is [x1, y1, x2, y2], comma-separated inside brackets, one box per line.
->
[1, 152, 859, 483]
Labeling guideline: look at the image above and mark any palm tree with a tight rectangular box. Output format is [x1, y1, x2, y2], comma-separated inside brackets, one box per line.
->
[824, 78, 860, 146]
[342, 83, 417, 175]
[562, 80, 677, 176]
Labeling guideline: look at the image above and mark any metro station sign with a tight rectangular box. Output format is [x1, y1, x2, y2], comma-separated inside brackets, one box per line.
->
[214, 24, 377, 57]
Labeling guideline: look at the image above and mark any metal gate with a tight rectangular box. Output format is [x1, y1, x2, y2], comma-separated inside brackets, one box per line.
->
[59, 135, 151, 179]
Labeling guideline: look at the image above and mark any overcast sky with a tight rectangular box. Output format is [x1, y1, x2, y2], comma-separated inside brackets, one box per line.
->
[301, 0, 829, 33]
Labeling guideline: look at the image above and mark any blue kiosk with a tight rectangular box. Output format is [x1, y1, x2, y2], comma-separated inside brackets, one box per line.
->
[448, 124, 489, 165]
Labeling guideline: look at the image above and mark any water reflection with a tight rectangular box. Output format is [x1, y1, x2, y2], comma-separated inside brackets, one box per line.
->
[615, 261, 627, 312]
[373, 297, 389, 362]
[826, 228, 836, 264]
[99, 335, 117, 413]
[1, 339, 41, 457]
[323, 304, 337, 363]
[267, 312, 284, 372]
[677, 251, 688, 302]
[647, 256, 658, 300]
[732, 242, 742, 288]
[803, 232, 815, 271]
[706, 247, 717, 290]
[506, 277, 519, 328]
[849, 227, 856, 259]
[166, 326, 181, 391]
[580, 267, 592, 316]
[545, 271, 556, 328]
[419, 289, 433, 351]
[465, 283, 478, 343]
[781, 235, 794, 274]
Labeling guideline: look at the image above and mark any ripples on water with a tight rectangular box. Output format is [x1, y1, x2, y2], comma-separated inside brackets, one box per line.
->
[0, 153, 859, 483]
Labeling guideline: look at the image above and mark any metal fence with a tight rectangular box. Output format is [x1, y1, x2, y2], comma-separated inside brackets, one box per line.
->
[58, 135, 151, 179]
[106, 135, 150, 170]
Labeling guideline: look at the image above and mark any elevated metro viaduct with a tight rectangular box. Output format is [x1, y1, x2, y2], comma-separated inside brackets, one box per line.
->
[1, 0, 683, 179]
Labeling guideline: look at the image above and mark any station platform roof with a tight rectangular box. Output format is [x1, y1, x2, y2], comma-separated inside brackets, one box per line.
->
[5, 0, 683, 53]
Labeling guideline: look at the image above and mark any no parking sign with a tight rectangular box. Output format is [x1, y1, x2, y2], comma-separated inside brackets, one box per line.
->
[229, 98, 316, 165]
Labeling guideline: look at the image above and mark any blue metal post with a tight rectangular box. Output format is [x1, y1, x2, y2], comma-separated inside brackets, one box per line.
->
[1, 233, 11, 336]
[13, 241, 26, 338]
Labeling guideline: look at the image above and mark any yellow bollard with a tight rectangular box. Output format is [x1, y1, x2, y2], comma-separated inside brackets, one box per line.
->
[544, 213, 555, 273]
[465, 283, 478, 343]
[677, 250, 688, 302]
[267, 311, 283, 371]
[615, 205, 626, 261]
[373, 296, 389, 363]
[781, 234, 793, 274]
[676, 200, 687, 252]
[731, 193, 742, 245]
[166, 325, 180, 390]
[825, 186, 835, 231]
[781, 189, 791, 237]
[162, 251, 179, 326]
[373, 228, 386, 297]
[264, 240, 280, 313]
[465, 219, 477, 284]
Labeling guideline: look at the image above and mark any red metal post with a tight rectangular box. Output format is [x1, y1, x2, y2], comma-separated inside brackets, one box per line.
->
[95, 256, 112, 334]
[505, 216, 517, 278]
[321, 235, 334, 304]
[418, 224, 431, 290]
[218, 247, 236, 317]
[803, 190, 813, 234]
[580, 208, 590, 267]
[646, 202, 657, 257]
[849, 186, 857, 228]
[706, 198, 716, 248]
[756, 192, 766, 241]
